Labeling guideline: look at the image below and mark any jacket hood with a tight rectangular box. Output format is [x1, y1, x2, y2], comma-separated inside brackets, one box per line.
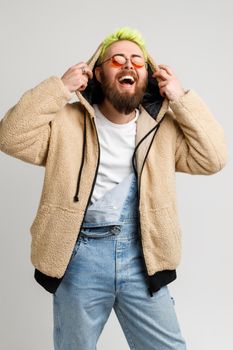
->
[75, 42, 169, 123]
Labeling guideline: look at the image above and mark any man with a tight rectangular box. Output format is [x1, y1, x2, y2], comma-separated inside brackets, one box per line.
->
[0, 27, 227, 349]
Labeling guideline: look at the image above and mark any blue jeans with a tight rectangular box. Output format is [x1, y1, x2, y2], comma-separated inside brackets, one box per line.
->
[53, 174, 187, 349]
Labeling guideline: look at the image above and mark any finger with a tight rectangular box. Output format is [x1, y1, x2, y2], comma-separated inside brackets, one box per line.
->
[153, 68, 170, 79]
[76, 65, 93, 80]
[78, 85, 85, 91]
[83, 68, 93, 80]
[73, 61, 87, 69]
[78, 82, 88, 91]
[69, 62, 93, 79]
[68, 62, 85, 72]
[79, 75, 88, 86]
[154, 69, 170, 81]
[158, 80, 168, 88]
[158, 64, 173, 76]
[159, 87, 167, 97]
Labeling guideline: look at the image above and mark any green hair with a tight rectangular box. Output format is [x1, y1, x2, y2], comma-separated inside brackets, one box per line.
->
[97, 27, 148, 65]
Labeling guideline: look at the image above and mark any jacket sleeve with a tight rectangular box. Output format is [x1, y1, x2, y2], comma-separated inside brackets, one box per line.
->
[0, 76, 73, 166]
[168, 89, 228, 175]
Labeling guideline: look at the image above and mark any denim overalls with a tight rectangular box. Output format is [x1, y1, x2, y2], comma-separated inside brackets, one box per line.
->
[53, 171, 187, 350]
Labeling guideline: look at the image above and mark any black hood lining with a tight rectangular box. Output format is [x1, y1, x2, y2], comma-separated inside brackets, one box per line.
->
[81, 63, 164, 120]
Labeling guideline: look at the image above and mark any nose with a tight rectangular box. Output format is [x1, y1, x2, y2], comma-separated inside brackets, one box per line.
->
[123, 58, 134, 70]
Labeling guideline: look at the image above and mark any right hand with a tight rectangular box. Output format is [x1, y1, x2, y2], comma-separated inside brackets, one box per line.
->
[61, 62, 93, 93]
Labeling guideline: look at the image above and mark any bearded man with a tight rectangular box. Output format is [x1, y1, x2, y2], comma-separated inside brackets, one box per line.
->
[0, 27, 227, 349]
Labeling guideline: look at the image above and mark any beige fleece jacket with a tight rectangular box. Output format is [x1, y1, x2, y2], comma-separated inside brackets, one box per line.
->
[0, 45, 228, 278]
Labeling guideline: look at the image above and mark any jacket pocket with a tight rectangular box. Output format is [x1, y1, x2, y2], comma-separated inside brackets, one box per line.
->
[29, 203, 83, 278]
[140, 204, 182, 270]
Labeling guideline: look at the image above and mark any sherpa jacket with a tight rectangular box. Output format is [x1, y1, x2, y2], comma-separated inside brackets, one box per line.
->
[0, 43, 228, 296]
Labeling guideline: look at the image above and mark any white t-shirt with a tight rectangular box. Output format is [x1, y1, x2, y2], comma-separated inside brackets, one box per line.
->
[90, 104, 139, 204]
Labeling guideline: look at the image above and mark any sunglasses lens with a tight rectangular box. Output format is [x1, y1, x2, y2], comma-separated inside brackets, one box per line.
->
[111, 55, 126, 67]
[131, 56, 145, 68]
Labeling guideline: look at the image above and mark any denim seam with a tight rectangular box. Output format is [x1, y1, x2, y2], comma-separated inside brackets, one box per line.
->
[114, 305, 137, 350]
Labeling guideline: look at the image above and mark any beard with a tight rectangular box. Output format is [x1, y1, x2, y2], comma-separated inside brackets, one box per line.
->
[99, 70, 148, 115]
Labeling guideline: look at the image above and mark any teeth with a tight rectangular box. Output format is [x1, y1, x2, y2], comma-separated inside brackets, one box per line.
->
[118, 75, 135, 83]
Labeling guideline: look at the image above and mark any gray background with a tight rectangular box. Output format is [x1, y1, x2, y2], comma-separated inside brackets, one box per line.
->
[0, 0, 232, 349]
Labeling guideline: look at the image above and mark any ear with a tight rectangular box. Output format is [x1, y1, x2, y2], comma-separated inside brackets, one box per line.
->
[94, 66, 102, 83]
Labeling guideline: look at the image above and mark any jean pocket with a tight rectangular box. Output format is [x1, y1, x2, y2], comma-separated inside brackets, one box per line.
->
[80, 226, 115, 238]
[70, 236, 83, 259]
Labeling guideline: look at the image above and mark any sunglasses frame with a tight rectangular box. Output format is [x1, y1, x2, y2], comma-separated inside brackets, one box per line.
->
[98, 53, 148, 69]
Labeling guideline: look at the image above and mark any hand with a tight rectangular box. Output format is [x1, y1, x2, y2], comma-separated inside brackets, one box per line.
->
[61, 62, 93, 93]
[152, 64, 185, 102]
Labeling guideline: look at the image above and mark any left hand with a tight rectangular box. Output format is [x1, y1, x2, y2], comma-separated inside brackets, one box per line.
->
[152, 64, 186, 102]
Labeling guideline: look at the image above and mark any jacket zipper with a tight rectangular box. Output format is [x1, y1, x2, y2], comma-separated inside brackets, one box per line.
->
[132, 119, 164, 297]
[78, 117, 101, 233]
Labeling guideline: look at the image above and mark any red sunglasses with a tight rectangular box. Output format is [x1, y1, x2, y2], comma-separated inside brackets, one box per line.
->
[98, 54, 147, 69]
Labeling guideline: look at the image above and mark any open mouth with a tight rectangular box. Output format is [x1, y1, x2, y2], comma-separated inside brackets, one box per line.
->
[118, 75, 135, 86]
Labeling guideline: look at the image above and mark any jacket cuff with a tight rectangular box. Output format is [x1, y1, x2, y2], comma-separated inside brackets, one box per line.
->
[168, 89, 201, 112]
[51, 76, 73, 102]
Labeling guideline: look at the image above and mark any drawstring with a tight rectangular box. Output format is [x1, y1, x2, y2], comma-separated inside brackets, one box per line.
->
[73, 110, 87, 202]
[132, 115, 165, 175]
